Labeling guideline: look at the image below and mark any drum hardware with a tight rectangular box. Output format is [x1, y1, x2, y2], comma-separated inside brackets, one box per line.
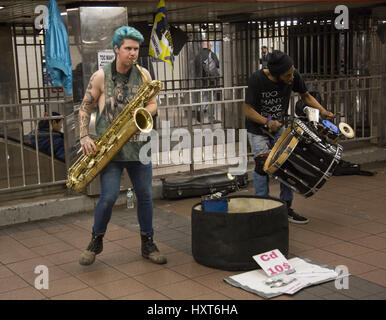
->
[294, 118, 322, 143]
[303, 106, 320, 124]
[338, 122, 355, 139]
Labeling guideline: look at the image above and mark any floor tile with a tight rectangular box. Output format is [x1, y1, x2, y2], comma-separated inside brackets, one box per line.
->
[133, 269, 187, 288]
[115, 260, 165, 277]
[51, 287, 108, 300]
[112, 237, 142, 250]
[6, 257, 55, 275]
[163, 251, 195, 267]
[357, 269, 386, 287]
[17, 234, 62, 248]
[289, 240, 315, 255]
[322, 242, 374, 258]
[296, 248, 342, 264]
[39, 276, 89, 298]
[118, 289, 170, 300]
[58, 260, 110, 276]
[44, 249, 82, 266]
[292, 291, 324, 300]
[195, 272, 262, 300]
[289, 229, 342, 247]
[169, 261, 218, 278]
[97, 249, 141, 266]
[75, 267, 127, 286]
[323, 292, 354, 300]
[104, 228, 138, 241]
[188, 292, 231, 300]
[327, 257, 378, 275]
[0, 286, 45, 300]
[41, 224, 74, 234]
[352, 251, 386, 269]
[157, 279, 213, 299]
[93, 277, 148, 299]
[351, 222, 386, 235]
[348, 276, 386, 294]
[350, 235, 386, 250]
[10, 229, 49, 241]
[0, 266, 13, 280]
[31, 241, 75, 256]
[0, 275, 30, 294]
[0, 248, 39, 265]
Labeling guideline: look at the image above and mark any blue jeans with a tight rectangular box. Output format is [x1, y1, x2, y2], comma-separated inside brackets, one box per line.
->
[247, 129, 293, 202]
[93, 161, 153, 235]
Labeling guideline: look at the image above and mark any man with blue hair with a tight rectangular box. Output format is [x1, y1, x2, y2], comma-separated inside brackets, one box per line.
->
[77, 26, 167, 266]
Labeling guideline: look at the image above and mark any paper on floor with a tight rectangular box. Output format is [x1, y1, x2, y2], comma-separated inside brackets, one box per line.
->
[224, 257, 345, 299]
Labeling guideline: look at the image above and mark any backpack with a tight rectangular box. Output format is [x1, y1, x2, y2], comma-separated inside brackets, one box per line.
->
[333, 160, 375, 176]
[202, 52, 219, 77]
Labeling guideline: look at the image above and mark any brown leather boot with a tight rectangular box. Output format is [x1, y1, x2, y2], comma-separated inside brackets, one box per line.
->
[141, 232, 167, 264]
[79, 232, 104, 266]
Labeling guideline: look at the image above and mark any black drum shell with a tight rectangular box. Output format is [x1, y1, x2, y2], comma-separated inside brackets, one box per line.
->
[265, 121, 343, 198]
[191, 195, 289, 271]
[274, 139, 341, 197]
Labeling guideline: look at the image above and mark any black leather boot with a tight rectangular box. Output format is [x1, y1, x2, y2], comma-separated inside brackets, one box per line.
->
[79, 231, 104, 266]
[141, 232, 167, 264]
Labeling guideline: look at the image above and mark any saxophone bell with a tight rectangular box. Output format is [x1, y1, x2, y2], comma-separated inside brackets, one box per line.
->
[133, 107, 153, 134]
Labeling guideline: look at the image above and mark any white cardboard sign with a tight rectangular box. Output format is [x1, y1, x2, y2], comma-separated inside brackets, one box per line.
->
[253, 249, 295, 277]
[97, 50, 115, 70]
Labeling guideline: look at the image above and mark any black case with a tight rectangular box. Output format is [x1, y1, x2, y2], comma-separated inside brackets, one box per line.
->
[161, 172, 248, 200]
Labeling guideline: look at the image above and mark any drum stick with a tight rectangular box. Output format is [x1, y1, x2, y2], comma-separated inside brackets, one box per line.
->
[260, 127, 275, 140]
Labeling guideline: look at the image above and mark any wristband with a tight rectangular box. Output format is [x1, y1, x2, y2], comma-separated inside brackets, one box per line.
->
[80, 134, 89, 140]
[265, 116, 272, 127]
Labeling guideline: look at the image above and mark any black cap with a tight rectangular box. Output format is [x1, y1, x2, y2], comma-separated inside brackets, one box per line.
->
[267, 50, 294, 77]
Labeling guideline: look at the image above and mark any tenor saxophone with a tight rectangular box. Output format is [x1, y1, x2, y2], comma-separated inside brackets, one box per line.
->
[66, 63, 162, 192]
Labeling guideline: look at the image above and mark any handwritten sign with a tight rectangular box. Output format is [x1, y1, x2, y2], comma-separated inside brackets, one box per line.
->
[253, 249, 295, 277]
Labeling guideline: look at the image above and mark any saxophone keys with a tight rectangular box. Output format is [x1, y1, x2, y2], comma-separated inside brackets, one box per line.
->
[87, 159, 95, 169]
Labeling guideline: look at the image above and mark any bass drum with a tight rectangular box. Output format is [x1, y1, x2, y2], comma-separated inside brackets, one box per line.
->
[263, 119, 343, 197]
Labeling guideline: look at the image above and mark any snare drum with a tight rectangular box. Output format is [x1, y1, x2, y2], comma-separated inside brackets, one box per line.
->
[263, 119, 343, 197]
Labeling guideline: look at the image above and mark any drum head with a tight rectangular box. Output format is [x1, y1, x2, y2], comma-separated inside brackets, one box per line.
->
[264, 126, 301, 175]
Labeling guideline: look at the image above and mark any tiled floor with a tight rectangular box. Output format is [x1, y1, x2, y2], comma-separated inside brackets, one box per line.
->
[0, 162, 385, 300]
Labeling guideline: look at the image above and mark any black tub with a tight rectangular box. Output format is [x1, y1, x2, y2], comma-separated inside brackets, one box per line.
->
[192, 195, 289, 271]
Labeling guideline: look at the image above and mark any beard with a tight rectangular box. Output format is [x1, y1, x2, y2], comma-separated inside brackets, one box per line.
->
[277, 77, 293, 86]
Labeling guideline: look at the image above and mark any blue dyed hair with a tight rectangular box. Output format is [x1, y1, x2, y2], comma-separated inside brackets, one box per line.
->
[112, 26, 144, 54]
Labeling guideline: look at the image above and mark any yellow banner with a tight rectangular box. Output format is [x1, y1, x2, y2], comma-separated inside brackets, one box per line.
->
[149, 0, 174, 71]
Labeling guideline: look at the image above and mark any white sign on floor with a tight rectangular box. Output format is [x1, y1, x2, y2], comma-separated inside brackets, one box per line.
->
[253, 249, 295, 276]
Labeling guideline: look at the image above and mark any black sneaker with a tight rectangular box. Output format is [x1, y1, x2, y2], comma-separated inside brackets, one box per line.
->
[288, 208, 309, 224]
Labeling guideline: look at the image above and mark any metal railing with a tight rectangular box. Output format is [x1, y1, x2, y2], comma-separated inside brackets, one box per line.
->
[0, 100, 69, 200]
[1, 75, 382, 198]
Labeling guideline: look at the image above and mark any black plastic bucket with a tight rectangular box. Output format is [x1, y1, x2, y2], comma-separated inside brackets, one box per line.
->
[191, 195, 289, 271]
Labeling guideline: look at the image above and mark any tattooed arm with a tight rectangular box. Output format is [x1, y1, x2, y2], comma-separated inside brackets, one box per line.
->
[79, 69, 103, 156]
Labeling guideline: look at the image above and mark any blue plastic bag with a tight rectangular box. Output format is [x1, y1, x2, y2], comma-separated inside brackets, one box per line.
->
[46, 0, 72, 95]
[201, 198, 229, 213]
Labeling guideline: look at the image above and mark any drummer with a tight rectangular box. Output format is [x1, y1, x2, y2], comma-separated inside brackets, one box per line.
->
[243, 50, 334, 224]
